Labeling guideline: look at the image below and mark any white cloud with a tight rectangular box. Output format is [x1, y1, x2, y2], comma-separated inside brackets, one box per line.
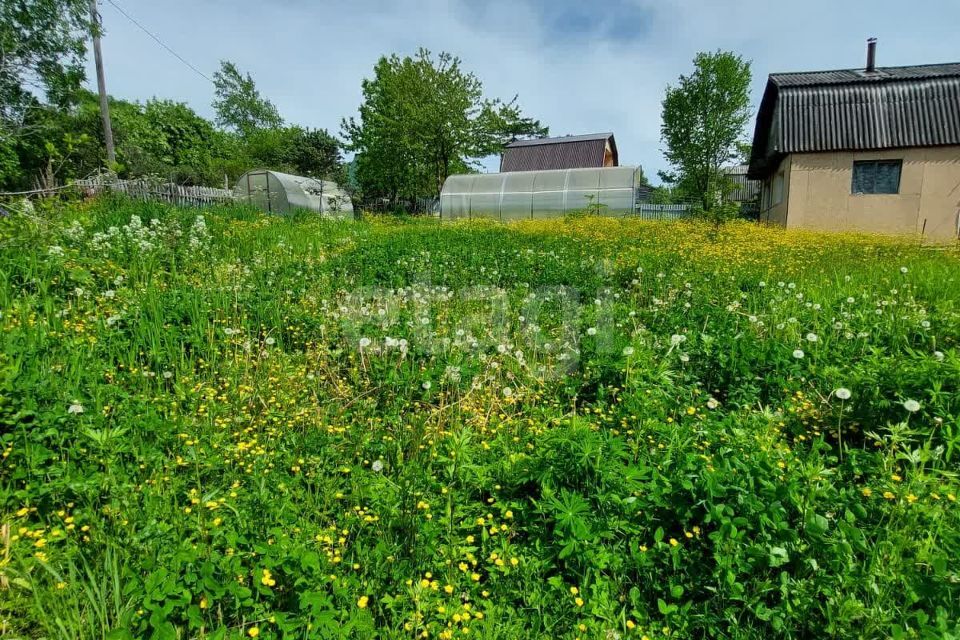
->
[90, 0, 960, 182]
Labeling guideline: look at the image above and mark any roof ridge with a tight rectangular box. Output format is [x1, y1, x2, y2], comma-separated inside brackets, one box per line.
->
[506, 133, 614, 148]
[771, 61, 960, 77]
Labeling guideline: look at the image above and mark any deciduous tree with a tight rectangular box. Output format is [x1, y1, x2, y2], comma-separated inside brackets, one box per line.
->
[0, 0, 90, 136]
[660, 51, 752, 213]
[342, 48, 547, 201]
[212, 61, 283, 136]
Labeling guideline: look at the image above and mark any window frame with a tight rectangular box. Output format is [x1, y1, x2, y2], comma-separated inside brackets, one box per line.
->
[851, 159, 902, 195]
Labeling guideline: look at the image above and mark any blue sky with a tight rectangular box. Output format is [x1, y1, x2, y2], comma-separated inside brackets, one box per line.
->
[87, 0, 960, 182]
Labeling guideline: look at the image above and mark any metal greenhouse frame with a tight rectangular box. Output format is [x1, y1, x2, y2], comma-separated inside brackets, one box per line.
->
[439, 167, 641, 220]
[234, 169, 354, 217]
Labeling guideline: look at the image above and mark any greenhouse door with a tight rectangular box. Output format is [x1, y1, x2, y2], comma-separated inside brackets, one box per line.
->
[245, 171, 272, 212]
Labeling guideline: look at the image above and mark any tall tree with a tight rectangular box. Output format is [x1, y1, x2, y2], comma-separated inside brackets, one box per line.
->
[0, 0, 90, 136]
[286, 128, 343, 181]
[342, 48, 547, 200]
[212, 61, 282, 135]
[660, 51, 752, 211]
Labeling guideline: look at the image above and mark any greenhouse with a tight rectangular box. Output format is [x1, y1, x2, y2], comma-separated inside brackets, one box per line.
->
[234, 169, 354, 217]
[439, 166, 641, 220]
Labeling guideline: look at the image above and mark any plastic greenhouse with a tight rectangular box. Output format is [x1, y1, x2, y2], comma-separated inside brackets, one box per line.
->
[234, 169, 354, 217]
[439, 166, 641, 220]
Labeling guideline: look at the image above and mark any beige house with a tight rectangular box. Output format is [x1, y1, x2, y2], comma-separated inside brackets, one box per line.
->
[747, 43, 960, 242]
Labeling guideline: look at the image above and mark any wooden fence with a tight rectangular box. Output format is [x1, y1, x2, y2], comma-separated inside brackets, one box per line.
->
[72, 176, 236, 207]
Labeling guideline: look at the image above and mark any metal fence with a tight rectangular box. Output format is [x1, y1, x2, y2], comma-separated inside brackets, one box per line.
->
[633, 203, 694, 220]
[361, 196, 439, 216]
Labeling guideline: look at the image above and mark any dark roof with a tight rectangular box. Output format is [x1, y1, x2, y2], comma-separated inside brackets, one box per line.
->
[500, 133, 617, 172]
[748, 62, 960, 179]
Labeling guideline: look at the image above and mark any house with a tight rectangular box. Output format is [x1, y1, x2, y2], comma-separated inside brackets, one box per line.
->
[500, 133, 618, 172]
[747, 40, 960, 241]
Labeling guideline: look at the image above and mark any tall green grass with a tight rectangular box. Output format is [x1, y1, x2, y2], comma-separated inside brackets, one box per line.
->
[1, 197, 958, 639]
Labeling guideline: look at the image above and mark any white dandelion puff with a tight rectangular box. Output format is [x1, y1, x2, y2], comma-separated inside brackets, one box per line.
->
[835, 388, 851, 400]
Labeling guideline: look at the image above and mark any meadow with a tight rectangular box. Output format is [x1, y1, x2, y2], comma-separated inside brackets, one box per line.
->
[1, 198, 959, 639]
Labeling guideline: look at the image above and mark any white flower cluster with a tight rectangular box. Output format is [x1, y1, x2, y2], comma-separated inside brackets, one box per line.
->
[188, 215, 211, 250]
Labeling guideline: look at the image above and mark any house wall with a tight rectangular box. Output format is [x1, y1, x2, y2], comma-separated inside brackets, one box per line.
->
[774, 146, 960, 241]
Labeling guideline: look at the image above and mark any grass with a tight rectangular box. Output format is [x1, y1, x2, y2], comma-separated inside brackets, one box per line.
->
[1, 197, 959, 639]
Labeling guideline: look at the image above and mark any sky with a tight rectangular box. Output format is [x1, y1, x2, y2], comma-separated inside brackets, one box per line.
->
[86, 0, 960, 182]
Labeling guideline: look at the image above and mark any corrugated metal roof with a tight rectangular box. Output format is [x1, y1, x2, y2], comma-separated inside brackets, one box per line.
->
[505, 132, 614, 148]
[500, 133, 617, 172]
[748, 63, 960, 179]
[769, 63, 960, 86]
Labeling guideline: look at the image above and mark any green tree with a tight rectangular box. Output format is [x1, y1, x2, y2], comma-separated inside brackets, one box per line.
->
[342, 48, 547, 201]
[212, 61, 282, 136]
[0, 0, 90, 136]
[660, 51, 752, 214]
[285, 128, 343, 181]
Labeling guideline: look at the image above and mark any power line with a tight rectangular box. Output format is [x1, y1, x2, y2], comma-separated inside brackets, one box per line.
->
[102, 0, 213, 83]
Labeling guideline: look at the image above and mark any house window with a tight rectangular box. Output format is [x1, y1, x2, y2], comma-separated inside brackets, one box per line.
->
[852, 160, 902, 194]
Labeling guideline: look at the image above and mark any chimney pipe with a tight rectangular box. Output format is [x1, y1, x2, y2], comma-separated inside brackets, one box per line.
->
[866, 37, 877, 72]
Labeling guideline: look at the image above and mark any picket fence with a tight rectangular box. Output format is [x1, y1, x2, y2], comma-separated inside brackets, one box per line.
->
[73, 176, 236, 207]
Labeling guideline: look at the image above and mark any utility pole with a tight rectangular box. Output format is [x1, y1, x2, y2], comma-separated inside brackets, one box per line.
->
[89, 0, 116, 167]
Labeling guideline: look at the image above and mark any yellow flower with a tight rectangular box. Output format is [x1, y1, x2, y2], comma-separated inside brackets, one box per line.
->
[199, 596, 208, 609]
[669, 538, 679, 547]
[15, 507, 29, 517]
[883, 491, 896, 500]
[627, 620, 636, 630]
[56, 582, 67, 590]
[470, 573, 481, 582]
[569, 586, 579, 595]
[248, 628, 259, 638]
[357, 595, 369, 608]
[861, 487, 872, 497]
[907, 494, 918, 503]
[575, 597, 584, 607]
[444, 584, 454, 594]
[504, 510, 513, 519]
